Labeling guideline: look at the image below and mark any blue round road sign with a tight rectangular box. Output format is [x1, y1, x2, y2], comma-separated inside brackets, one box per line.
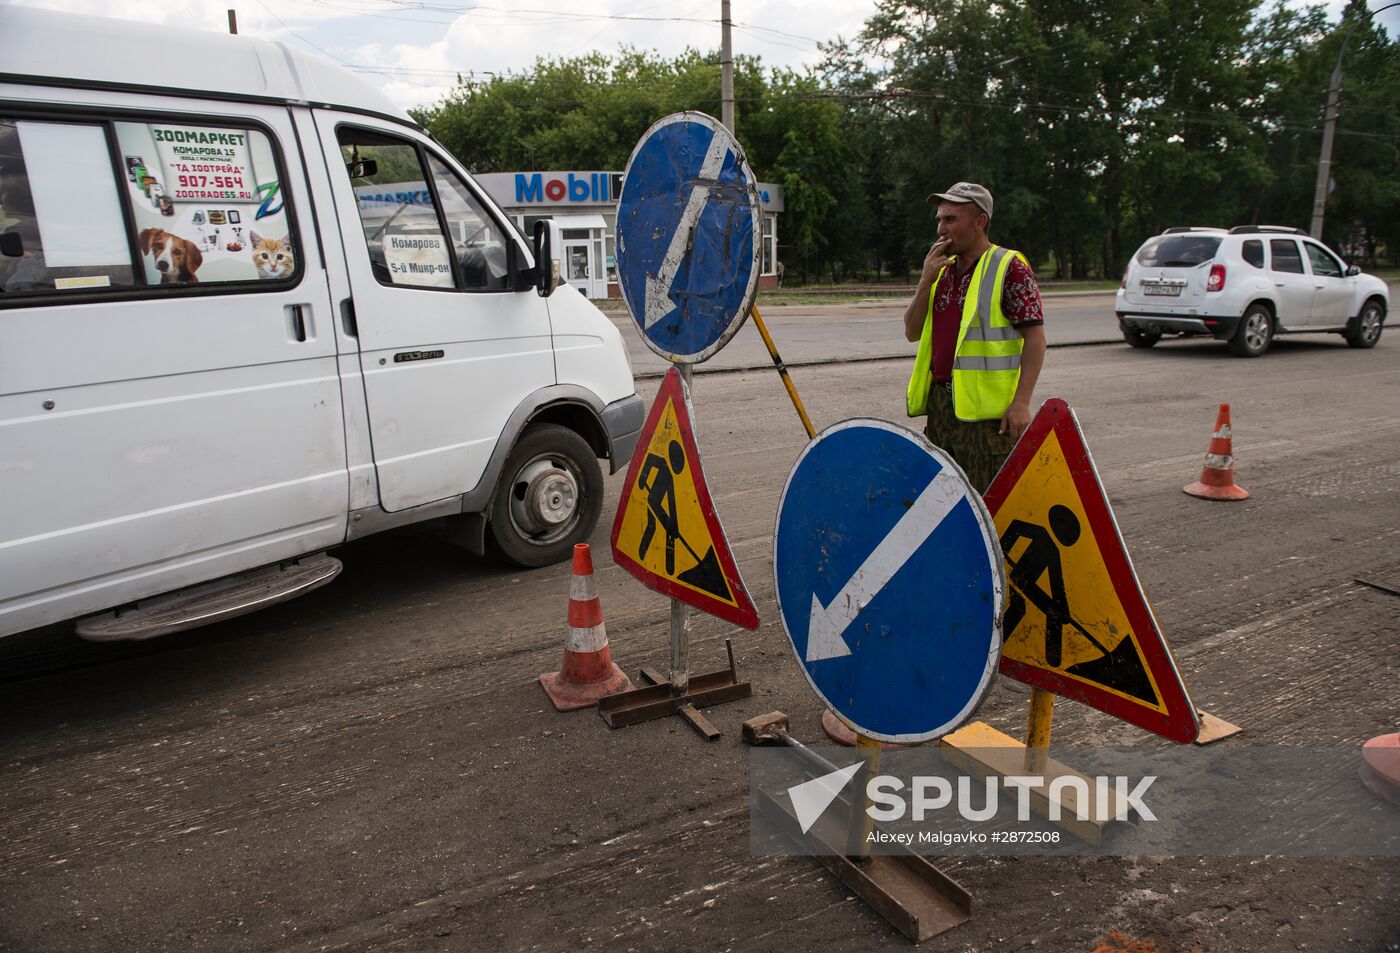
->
[773, 419, 1006, 743]
[615, 112, 760, 364]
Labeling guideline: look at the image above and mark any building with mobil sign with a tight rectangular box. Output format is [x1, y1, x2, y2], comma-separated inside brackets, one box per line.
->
[472, 171, 785, 300]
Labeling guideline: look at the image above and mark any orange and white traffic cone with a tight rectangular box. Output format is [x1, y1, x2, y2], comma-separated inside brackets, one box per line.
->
[539, 543, 632, 711]
[1183, 403, 1250, 501]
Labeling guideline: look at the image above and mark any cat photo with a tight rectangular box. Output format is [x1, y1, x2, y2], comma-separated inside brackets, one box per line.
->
[250, 232, 295, 280]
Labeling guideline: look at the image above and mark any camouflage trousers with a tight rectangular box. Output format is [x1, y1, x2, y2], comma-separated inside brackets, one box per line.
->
[922, 383, 1016, 494]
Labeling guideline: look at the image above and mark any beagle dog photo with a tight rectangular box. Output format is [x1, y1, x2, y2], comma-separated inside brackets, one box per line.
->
[138, 227, 202, 283]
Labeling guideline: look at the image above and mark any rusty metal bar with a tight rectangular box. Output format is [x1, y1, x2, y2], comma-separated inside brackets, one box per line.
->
[597, 678, 750, 729]
[597, 639, 750, 733]
[744, 712, 972, 942]
[1356, 576, 1400, 598]
[754, 789, 972, 942]
[676, 702, 721, 739]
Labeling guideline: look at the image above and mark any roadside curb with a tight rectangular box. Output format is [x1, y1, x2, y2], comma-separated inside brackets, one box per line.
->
[632, 337, 1126, 381]
[600, 289, 1119, 314]
[598, 278, 1397, 315]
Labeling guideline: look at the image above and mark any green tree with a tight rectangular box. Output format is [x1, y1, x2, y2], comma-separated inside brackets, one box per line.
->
[409, 4, 1399, 283]
[415, 48, 870, 282]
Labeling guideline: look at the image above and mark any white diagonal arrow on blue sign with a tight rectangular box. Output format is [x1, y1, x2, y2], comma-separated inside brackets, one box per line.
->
[805, 467, 966, 663]
[642, 130, 731, 329]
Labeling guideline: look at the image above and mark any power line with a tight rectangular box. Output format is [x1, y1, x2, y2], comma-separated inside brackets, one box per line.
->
[284, 0, 823, 46]
[252, 0, 356, 64]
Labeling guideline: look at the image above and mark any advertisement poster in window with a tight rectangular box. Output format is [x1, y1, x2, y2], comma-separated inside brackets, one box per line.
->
[383, 233, 453, 287]
[115, 122, 293, 285]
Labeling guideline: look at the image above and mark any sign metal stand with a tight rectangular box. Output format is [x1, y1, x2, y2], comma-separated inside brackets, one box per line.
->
[665, 122, 982, 941]
[943, 398, 1202, 843]
[768, 419, 1004, 942]
[599, 361, 756, 738]
[601, 113, 763, 739]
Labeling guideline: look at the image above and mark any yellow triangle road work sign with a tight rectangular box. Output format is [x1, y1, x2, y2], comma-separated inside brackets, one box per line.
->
[610, 366, 758, 629]
[983, 399, 1199, 743]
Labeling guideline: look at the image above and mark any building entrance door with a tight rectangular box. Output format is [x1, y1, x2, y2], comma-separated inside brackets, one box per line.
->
[562, 239, 600, 297]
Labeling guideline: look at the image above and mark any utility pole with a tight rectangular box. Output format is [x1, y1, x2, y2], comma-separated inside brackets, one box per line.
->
[1309, 2, 1399, 239]
[721, 0, 735, 133]
[1308, 60, 1339, 239]
[227, 8, 238, 34]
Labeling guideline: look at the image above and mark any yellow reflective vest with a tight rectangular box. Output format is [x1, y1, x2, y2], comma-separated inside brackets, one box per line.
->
[906, 244, 1027, 421]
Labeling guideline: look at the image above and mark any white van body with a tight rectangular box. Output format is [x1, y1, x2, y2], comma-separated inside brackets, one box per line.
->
[0, 8, 643, 640]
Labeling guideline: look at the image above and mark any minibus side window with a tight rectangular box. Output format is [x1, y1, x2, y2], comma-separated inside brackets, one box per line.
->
[113, 121, 297, 287]
[0, 119, 135, 294]
[337, 128, 456, 290]
[424, 154, 511, 292]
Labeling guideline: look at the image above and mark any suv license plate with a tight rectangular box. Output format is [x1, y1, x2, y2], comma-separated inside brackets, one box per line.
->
[1143, 283, 1183, 297]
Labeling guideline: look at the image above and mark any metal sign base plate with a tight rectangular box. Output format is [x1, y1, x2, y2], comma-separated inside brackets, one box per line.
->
[754, 784, 972, 942]
[745, 712, 973, 942]
[1193, 709, 1244, 746]
[596, 639, 751, 740]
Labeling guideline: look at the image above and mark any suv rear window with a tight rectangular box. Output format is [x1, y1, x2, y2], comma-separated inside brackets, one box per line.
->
[1135, 234, 1222, 267]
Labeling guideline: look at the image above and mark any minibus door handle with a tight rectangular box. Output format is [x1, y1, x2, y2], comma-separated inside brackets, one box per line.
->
[287, 304, 308, 342]
[340, 298, 358, 337]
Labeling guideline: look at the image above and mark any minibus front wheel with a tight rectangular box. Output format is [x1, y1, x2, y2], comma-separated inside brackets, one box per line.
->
[488, 423, 604, 568]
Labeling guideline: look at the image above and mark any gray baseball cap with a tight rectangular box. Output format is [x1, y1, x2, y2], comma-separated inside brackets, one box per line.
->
[927, 181, 993, 219]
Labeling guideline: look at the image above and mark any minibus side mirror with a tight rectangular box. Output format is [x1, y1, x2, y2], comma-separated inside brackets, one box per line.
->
[0, 231, 22, 257]
[531, 220, 560, 298]
[346, 158, 378, 179]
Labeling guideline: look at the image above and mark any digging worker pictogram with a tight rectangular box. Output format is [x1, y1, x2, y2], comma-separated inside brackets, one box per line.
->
[1000, 503, 1104, 668]
[637, 439, 687, 574]
[632, 434, 733, 600]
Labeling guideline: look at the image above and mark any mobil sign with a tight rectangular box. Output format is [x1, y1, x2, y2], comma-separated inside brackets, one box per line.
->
[513, 171, 623, 205]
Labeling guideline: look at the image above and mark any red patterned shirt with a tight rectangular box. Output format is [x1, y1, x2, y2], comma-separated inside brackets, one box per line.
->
[929, 252, 1043, 384]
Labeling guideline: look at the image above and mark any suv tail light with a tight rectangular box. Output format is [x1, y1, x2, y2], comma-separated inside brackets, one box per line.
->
[1207, 264, 1226, 292]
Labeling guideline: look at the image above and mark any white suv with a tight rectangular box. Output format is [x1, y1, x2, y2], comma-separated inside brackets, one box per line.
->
[1115, 226, 1389, 357]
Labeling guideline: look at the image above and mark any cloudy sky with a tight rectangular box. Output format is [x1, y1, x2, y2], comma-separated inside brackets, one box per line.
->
[6, 0, 1394, 112]
[6, 0, 879, 110]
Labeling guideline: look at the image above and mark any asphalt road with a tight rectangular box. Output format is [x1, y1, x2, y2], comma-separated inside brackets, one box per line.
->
[613, 283, 1400, 378]
[2, 321, 1398, 952]
[612, 291, 1123, 378]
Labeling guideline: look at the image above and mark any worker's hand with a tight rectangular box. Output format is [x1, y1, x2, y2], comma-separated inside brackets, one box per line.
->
[1000, 400, 1033, 440]
[920, 238, 953, 285]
